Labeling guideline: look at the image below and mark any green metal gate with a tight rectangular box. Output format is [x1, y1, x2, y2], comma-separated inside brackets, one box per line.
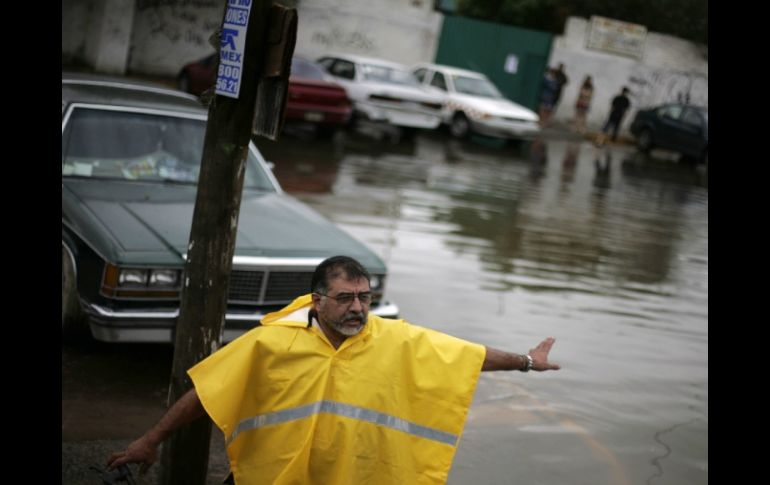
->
[435, 15, 553, 111]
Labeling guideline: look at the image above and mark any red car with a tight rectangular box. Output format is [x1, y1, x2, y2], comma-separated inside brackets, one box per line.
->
[178, 54, 352, 131]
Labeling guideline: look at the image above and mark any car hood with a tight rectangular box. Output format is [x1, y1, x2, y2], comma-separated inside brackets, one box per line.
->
[451, 94, 538, 121]
[62, 180, 385, 271]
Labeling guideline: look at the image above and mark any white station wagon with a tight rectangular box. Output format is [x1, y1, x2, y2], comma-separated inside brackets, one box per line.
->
[318, 54, 443, 132]
[412, 63, 540, 140]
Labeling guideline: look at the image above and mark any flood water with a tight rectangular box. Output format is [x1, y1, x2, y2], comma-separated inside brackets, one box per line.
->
[62, 127, 707, 485]
[258, 129, 708, 485]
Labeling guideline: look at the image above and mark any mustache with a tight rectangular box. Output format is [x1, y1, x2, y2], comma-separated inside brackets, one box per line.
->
[343, 311, 365, 323]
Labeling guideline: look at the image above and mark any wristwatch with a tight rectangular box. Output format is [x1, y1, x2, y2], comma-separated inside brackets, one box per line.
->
[520, 354, 534, 372]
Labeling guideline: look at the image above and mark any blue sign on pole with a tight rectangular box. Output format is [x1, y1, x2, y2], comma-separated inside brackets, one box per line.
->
[216, 0, 253, 99]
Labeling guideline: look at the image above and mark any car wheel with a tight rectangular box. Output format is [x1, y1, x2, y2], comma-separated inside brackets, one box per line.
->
[177, 72, 191, 93]
[400, 127, 418, 141]
[450, 113, 470, 139]
[636, 129, 654, 153]
[316, 125, 339, 139]
[346, 111, 362, 132]
[62, 246, 88, 338]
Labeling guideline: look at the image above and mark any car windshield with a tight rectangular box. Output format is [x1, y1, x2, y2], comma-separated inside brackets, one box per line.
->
[291, 58, 327, 81]
[361, 64, 419, 86]
[61, 107, 276, 191]
[452, 75, 502, 98]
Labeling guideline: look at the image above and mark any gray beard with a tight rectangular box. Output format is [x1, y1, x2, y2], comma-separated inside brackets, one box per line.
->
[330, 320, 364, 336]
[326, 311, 367, 337]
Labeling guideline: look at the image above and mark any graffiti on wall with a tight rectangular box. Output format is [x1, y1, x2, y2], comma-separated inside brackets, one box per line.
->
[137, 2, 220, 48]
[311, 27, 377, 53]
[628, 68, 708, 109]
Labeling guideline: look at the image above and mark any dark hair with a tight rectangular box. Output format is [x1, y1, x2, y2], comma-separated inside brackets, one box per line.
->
[311, 256, 371, 294]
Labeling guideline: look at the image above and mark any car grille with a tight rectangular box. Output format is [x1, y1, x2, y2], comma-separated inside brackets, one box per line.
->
[228, 269, 313, 304]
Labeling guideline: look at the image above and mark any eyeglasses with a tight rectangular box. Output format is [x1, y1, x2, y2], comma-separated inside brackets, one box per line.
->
[315, 291, 373, 306]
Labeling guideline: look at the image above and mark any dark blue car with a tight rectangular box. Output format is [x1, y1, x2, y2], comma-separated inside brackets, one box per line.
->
[629, 103, 708, 164]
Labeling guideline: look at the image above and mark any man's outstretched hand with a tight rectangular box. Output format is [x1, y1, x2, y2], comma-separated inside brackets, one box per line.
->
[530, 337, 561, 371]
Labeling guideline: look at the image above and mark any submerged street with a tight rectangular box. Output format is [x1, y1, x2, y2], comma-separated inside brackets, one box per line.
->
[63, 126, 707, 485]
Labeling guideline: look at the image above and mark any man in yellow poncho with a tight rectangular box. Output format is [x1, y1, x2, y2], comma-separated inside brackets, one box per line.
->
[107, 256, 560, 484]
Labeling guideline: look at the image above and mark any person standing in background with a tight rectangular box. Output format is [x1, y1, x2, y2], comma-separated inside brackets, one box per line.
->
[573, 75, 594, 134]
[597, 87, 631, 145]
[552, 63, 569, 114]
[538, 68, 559, 127]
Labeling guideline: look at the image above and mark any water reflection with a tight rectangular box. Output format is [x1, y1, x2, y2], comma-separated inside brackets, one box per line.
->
[560, 142, 579, 188]
[263, 132, 705, 289]
[255, 135, 343, 194]
[593, 147, 612, 191]
[261, 129, 707, 484]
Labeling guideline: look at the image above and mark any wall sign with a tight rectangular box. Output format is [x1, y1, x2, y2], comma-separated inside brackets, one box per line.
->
[586, 16, 647, 60]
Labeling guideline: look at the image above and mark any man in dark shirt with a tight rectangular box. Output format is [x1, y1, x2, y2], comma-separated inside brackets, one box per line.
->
[553, 63, 569, 110]
[601, 87, 631, 142]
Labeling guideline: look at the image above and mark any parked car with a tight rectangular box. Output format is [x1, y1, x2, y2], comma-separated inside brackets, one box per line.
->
[629, 103, 708, 164]
[62, 73, 398, 343]
[177, 54, 352, 131]
[411, 63, 540, 140]
[316, 54, 443, 131]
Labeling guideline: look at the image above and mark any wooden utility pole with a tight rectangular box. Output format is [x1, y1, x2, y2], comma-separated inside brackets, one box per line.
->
[159, 1, 296, 484]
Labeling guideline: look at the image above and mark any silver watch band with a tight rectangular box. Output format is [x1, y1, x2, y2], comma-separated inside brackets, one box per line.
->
[520, 354, 534, 372]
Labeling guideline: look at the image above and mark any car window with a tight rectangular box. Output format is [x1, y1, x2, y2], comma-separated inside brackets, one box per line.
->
[413, 68, 427, 83]
[659, 105, 683, 120]
[451, 75, 502, 98]
[317, 57, 334, 70]
[681, 108, 704, 127]
[61, 107, 276, 191]
[201, 53, 217, 67]
[330, 60, 356, 80]
[291, 58, 327, 80]
[360, 64, 420, 86]
[430, 72, 448, 91]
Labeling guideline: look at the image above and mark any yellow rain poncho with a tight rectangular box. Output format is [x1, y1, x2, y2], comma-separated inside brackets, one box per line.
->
[188, 295, 486, 485]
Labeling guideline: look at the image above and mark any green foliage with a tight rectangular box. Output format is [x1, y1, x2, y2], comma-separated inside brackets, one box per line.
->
[455, 0, 707, 45]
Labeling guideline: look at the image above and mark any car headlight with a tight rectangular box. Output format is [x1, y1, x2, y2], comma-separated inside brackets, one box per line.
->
[118, 269, 148, 287]
[370, 274, 382, 290]
[149, 269, 180, 287]
[370, 274, 386, 302]
[102, 264, 181, 298]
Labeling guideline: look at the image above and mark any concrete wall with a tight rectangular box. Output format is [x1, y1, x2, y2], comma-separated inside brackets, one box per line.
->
[63, 0, 443, 77]
[63, 5, 707, 135]
[295, 0, 442, 65]
[548, 17, 708, 134]
[127, 0, 224, 76]
[63, 0, 135, 74]
[62, 0, 93, 67]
